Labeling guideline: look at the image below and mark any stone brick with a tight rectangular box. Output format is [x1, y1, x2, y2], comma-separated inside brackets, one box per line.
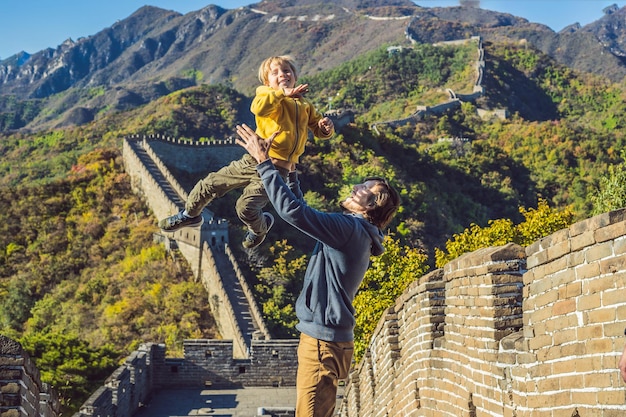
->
[528, 334, 553, 351]
[546, 237, 571, 262]
[575, 261, 600, 280]
[595, 219, 626, 243]
[577, 292, 601, 311]
[566, 250, 586, 268]
[559, 374, 584, 390]
[553, 328, 576, 346]
[526, 248, 548, 269]
[617, 304, 626, 321]
[600, 253, 626, 275]
[557, 281, 581, 299]
[614, 236, 626, 255]
[532, 290, 559, 310]
[570, 230, 595, 251]
[586, 337, 614, 354]
[599, 389, 626, 406]
[537, 259, 561, 279]
[584, 372, 613, 388]
[560, 342, 585, 357]
[576, 325, 603, 341]
[586, 272, 619, 294]
[552, 299, 576, 316]
[585, 240, 614, 263]
[586, 307, 616, 325]
[526, 276, 554, 299]
[603, 287, 626, 307]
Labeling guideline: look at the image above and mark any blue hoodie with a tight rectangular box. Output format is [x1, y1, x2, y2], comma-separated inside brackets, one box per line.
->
[257, 160, 385, 342]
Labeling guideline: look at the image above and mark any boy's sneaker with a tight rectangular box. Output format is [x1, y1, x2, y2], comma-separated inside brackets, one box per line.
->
[159, 209, 204, 232]
[242, 213, 274, 249]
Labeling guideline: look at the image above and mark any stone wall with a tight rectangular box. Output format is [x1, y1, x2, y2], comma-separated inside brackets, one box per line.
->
[71, 339, 298, 417]
[198, 241, 248, 359]
[9, 205, 626, 416]
[123, 137, 239, 320]
[0, 335, 60, 417]
[144, 135, 245, 178]
[339, 209, 626, 416]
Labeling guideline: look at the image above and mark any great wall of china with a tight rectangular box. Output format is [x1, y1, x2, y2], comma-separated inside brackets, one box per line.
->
[4, 131, 626, 417]
[3, 33, 626, 417]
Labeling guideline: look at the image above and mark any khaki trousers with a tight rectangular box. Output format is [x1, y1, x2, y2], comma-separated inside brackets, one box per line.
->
[296, 333, 354, 417]
[185, 154, 287, 235]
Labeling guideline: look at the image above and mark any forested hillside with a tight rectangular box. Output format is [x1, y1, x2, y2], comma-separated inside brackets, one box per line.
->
[1, 39, 625, 413]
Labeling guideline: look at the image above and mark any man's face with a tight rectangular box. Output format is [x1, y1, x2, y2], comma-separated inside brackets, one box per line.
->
[341, 180, 382, 214]
[267, 61, 296, 90]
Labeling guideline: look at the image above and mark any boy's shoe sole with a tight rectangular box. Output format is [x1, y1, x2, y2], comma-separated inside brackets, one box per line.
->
[242, 213, 274, 249]
[159, 209, 204, 232]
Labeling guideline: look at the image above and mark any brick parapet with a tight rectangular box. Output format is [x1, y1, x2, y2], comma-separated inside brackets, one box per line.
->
[0, 336, 60, 417]
[71, 337, 298, 416]
[340, 208, 626, 416]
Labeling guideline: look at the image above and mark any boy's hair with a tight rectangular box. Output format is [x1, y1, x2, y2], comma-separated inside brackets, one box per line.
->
[258, 55, 298, 85]
[363, 176, 401, 229]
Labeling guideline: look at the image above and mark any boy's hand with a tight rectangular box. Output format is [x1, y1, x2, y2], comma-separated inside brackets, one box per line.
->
[283, 84, 309, 98]
[319, 117, 334, 135]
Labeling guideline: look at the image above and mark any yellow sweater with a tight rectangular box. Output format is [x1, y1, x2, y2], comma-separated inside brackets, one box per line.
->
[251, 85, 333, 164]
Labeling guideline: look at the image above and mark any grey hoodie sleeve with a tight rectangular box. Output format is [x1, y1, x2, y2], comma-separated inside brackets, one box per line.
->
[257, 160, 361, 250]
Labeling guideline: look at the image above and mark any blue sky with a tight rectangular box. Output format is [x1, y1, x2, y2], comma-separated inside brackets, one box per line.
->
[1, 0, 624, 59]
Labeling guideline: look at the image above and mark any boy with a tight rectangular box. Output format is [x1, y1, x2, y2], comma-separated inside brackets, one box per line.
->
[159, 55, 334, 249]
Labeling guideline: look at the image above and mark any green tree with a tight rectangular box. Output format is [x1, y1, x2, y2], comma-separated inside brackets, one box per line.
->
[435, 199, 574, 267]
[255, 240, 308, 337]
[591, 152, 626, 215]
[19, 332, 119, 414]
[353, 236, 430, 361]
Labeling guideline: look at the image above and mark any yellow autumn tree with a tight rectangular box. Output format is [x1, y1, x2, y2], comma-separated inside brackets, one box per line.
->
[435, 199, 574, 268]
[353, 235, 430, 361]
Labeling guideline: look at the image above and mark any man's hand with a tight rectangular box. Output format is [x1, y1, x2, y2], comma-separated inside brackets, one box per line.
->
[235, 124, 278, 164]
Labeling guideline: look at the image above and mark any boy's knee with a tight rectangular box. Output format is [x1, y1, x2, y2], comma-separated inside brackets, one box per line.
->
[236, 199, 259, 219]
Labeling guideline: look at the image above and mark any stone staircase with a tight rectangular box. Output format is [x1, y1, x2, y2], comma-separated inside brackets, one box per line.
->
[124, 137, 269, 354]
[126, 138, 186, 208]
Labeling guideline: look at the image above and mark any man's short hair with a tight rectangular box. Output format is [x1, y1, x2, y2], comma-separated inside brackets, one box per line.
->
[363, 176, 400, 229]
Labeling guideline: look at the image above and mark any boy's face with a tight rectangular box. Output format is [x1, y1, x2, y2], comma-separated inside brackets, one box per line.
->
[267, 61, 296, 90]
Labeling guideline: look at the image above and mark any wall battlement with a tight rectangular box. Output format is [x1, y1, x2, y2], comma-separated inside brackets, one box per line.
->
[339, 209, 626, 416]
[373, 35, 507, 136]
[67, 339, 298, 417]
[0, 335, 60, 417]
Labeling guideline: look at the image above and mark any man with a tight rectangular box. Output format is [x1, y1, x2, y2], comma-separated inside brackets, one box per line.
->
[236, 124, 401, 417]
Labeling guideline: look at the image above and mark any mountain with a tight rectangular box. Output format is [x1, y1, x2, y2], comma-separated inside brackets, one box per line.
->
[1, 0, 626, 132]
